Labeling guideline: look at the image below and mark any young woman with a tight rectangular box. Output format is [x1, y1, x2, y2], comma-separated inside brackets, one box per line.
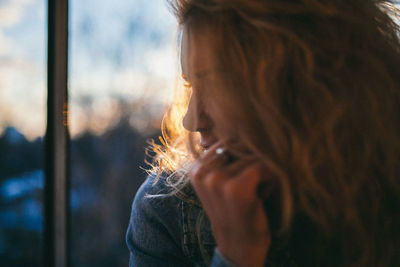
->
[127, 0, 400, 266]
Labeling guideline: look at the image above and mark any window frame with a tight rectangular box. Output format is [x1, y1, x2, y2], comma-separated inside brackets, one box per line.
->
[44, 0, 70, 266]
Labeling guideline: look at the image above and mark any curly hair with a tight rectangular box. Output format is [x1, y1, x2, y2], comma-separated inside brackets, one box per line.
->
[152, 0, 400, 266]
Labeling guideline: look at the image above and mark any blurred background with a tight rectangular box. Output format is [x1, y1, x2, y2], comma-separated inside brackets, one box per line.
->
[0, 0, 176, 266]
[1, 1, 399, 266]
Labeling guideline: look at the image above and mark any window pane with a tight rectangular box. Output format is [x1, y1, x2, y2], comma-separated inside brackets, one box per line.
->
[69, 0, 176, 266]
[0, 0, 46, 266]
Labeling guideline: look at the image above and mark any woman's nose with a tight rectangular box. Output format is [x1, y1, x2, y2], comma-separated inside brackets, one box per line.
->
[183, 93, 214, 132]
[183, 93, 198, 132]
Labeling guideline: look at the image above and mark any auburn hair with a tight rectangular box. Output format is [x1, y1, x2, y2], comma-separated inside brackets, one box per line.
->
[151, 0, 400, 266]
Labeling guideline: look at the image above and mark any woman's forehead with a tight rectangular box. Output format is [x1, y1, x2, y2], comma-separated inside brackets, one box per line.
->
[180, 26, 218, 83]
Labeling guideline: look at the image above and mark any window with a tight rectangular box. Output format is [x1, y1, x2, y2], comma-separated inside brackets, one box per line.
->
[0, 0, 175, 266]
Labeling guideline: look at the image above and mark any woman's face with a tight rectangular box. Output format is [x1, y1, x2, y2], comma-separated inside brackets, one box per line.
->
[181, 26, 218, 149]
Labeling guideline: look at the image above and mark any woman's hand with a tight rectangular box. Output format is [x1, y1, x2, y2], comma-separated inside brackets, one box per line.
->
[189, 143, 272, 267]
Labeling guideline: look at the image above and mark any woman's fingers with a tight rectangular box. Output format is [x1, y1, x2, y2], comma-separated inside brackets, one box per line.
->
[191, 143, 274, 201]
[190, 142, 223, 177]
[188, 145, 272, 267]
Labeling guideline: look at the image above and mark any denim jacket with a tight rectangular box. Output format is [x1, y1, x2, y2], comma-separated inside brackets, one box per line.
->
[126, 172, 299, 267]
[126, 172, 235, 266]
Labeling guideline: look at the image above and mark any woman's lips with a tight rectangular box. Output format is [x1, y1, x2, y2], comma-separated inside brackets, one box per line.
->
[199, 132, 217, 149]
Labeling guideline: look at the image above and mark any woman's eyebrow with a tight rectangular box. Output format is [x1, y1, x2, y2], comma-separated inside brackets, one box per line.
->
[183, 68, 223, 83]
[181, 70, 210, 83]
[195, 68, 225, 79]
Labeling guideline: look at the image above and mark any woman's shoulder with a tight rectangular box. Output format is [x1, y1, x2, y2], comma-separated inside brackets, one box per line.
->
[128, 170, 242, 266]
[127, 171, 190, 265]
[132, 171, 182, 218]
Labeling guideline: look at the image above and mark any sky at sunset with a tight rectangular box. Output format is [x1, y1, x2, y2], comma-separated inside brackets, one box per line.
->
[0, 0, 177, 139]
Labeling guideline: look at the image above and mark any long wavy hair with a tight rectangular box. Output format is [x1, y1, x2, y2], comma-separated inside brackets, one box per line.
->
[151, 0, 400, 266]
